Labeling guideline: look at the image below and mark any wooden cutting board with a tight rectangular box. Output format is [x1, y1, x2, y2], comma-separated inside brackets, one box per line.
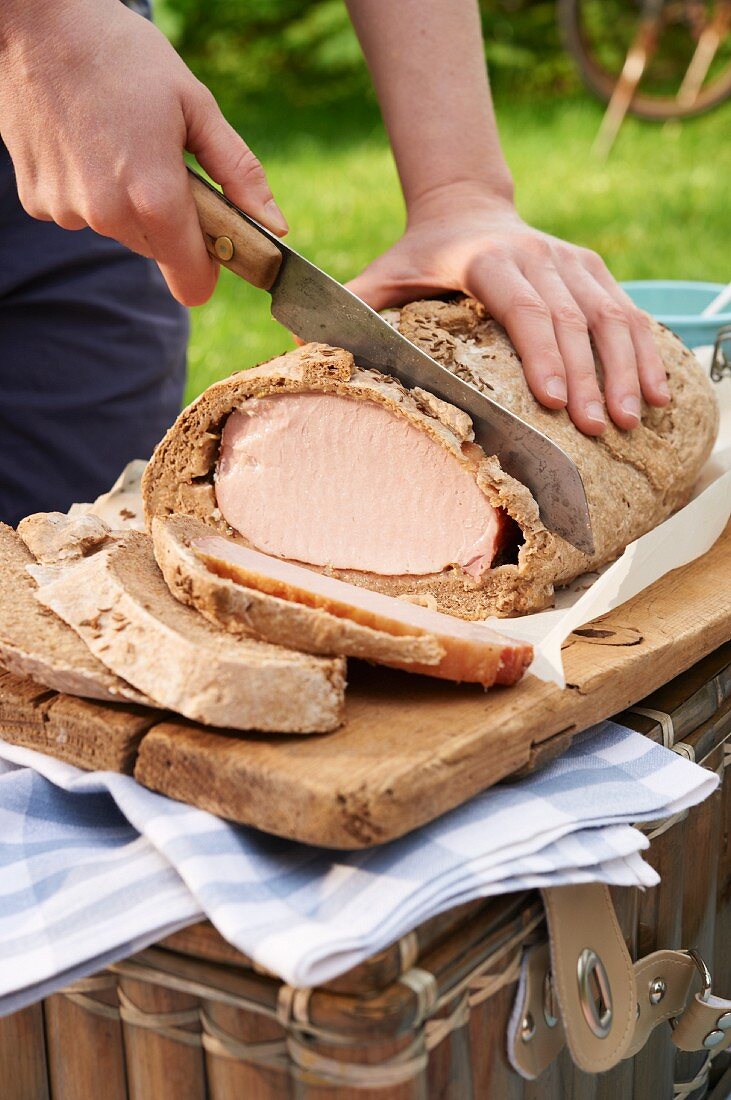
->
[1, 520, 729, 848]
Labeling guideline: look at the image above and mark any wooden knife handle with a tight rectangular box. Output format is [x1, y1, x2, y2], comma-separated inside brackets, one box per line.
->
[188, 167, 283, 292]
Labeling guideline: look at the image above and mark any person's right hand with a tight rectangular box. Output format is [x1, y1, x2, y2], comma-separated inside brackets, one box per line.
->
[0, 0, 288, 305]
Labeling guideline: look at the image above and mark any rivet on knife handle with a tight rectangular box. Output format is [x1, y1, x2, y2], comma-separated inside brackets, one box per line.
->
[214, 236, 234, 262]
[187, 167, 283, 292]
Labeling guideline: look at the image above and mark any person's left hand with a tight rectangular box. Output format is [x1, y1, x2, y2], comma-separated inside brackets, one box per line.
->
[346, 186, 670, 436]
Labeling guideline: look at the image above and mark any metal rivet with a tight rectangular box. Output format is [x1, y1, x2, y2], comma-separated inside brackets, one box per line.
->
[717, 1012, 731, 1031]
[703, 1029, 726, 1049]
[521, 1013, 536, 1042]
[649, 977, 667, 1005]
[214, 235, 234, 262]
[543, 972, 558, 1029]
[577, 948, 613, 1039]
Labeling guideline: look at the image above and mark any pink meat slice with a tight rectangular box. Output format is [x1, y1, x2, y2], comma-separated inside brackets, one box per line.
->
[214, 393, 504, 579]
[193, 534, 533, 687]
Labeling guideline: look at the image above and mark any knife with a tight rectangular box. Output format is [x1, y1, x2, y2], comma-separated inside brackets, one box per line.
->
[187, 168, 594, 555]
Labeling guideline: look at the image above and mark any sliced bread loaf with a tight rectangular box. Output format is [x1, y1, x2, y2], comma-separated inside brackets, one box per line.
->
[32, 530, 346, 733]
[152, 514, 533, 686]
[0, 523, 153, 705]
[142, 298, 718, 619]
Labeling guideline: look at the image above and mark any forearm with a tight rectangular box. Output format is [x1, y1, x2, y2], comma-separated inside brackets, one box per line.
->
[345, 0, 514, 216]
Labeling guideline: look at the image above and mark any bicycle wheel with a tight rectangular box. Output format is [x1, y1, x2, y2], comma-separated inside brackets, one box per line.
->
[559, 0, 731, 119]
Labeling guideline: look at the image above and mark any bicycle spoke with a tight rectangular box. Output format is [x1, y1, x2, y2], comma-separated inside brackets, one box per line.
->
[593, 19, 661, 154]
[560, 0, 731, 122]
[677, 3, 731, 105]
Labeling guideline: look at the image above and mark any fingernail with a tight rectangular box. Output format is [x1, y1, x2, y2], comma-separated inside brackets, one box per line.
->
[586, 401, 606, 425]
[264, 199, 289, 235]
[545, 376, 567, 403]
[657, 378, 670, 399]
[621, 395, 641, 422]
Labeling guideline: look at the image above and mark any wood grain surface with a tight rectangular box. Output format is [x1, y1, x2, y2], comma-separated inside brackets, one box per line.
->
[1, 521, 729, 848]
[0, 668, 156, 773]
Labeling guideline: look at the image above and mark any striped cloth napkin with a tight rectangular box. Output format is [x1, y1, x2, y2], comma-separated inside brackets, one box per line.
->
[0, 721, 717, 1017]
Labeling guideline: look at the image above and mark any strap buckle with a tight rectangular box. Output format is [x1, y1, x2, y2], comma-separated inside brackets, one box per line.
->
[671, 948, 731, 1053]
[710, 324, 731, 383]
[508, 896, 731, 1080]
[669, 948, 711, 1034]
[680, 948, 712, 1006]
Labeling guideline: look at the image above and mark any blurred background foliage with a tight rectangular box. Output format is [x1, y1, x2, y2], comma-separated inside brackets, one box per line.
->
[158, 0, 577, 119]
[152, 0, 729, 400]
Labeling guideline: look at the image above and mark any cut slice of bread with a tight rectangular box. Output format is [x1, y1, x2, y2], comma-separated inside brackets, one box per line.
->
[153, 515, 444, 668]
[32, 530, 346, 734]
[0, 523, 153, 705]
[18, 511, 110, 564]
[142, 299, 719, 619]
[153, 514, 532, 686]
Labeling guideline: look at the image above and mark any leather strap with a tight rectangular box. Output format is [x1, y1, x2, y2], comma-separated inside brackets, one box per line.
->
[506, 942, 565, 1080]
[540, 884, 637, 1073]
[623, 950, 696, 1057]
[508, 887, 731, 1080]
[672, 992, 731, 1053]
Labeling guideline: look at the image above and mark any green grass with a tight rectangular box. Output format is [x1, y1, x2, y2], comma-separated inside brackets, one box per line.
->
[185, 94, 731, 403]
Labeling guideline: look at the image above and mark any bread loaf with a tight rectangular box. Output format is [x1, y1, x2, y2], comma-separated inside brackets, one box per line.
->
[0, 523, 153, 705]
[32, 530, 346, 733]
[142, 297, 718, 619]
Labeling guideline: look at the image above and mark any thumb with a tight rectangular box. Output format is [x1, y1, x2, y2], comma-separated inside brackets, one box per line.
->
[346, 250, 431, 313]
[183, 82, 288, 238]
[345, 264, 402, 313]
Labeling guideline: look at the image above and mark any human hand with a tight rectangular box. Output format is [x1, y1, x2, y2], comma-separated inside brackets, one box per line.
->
[346, 185, 670, 434]
[0, 0, 287, 306]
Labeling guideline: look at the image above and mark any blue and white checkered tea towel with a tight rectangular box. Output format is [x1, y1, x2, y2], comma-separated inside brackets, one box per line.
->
[0, 720, 717, 1017]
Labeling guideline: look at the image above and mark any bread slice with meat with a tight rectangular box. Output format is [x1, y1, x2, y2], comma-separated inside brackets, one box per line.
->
[0, 523, 153, 705]
[142, 297, 718, 619]
[152, 513, 533, 687]
[32, 529, 346, 734]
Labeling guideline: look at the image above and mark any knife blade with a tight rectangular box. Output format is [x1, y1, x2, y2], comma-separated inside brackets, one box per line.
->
[188, 168, 594, 555]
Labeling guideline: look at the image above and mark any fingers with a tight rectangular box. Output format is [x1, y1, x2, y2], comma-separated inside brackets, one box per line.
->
[76, 168, 219, 306]
[345, 254, 428, 313]
[183, 82, 288, 238]
[345, 268, 401, 313]
[125, 167, 219, 306]
[557, 259, 643, 430]
[52, 211, 88, 232]
[17, 160, 217, 305]
[587, 256, 670, 408]
[464, 255, 573, 416]
[525, 264, 607, 435]
[21, 193, 88, 231]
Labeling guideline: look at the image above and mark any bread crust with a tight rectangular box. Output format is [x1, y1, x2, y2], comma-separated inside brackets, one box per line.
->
[0, 523, 152, 705]
[142, 298, 718, 618]
[153, 514, 446, 668]
[153, 514, 533, 685]
[398, 299, 718, 588]
[33, 531, 346, 734]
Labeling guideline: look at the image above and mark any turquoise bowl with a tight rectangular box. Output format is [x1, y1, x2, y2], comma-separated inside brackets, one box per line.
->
[620, 280, 731, 349]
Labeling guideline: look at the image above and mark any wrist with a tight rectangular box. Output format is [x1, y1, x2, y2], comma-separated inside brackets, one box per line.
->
[405, 175, 516, 227]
